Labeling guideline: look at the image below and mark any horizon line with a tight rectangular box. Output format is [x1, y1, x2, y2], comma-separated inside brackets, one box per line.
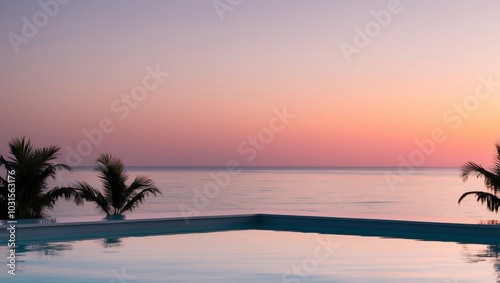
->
[69, 165, 461, 169]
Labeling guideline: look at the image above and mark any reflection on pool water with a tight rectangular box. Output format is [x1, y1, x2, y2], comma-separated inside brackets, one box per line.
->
[1, 230, 499, 282]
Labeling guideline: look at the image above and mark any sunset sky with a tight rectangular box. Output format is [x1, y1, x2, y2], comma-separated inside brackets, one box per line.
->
[1, 0, 500, 166]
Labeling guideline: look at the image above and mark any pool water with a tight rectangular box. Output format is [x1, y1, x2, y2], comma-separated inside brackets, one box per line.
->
[1, 230, 499, 282]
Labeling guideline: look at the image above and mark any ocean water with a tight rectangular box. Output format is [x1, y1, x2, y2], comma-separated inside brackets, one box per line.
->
[47, 167, 499, 223]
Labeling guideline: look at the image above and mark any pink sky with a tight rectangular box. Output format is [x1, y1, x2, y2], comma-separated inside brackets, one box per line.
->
[1, 0, 500, 166]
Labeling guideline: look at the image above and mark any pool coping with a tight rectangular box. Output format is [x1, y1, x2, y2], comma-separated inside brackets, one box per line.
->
[1, 213, 500, 245]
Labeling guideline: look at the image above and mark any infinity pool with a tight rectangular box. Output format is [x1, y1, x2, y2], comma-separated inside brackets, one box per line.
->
[1, 229, 499, 282]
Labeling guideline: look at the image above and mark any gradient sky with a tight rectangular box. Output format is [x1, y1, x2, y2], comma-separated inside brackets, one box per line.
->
[1, 0, 500, 166]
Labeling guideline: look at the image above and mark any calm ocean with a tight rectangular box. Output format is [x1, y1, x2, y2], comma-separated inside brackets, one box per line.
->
[47, 167, 497, 223]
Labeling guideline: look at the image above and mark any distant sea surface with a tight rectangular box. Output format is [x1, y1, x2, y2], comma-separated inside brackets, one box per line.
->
[47, 167, 498, 224]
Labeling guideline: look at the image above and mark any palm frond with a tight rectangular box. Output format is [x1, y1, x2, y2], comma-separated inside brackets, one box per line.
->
[458, 191, 500, 213]
[0, 137, 78, 219]
[461, 162, 500, 192]
[70, 153, 160, 217]
[39, 186, 82, 210]
[39, 164, 71, 182]
[0, 155, 10, 171]
[0, 182, 8, 219]
[95, 153, 128, 208]
[74, 181, 110, 215]
[120, 187, 161, 214]
[124, 176, 159, 195]
[8, 137, 34, 168]
[493, 143, 500, 176]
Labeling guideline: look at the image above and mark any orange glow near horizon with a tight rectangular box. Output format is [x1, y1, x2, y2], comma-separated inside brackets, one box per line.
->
[1, 1, 500, 166]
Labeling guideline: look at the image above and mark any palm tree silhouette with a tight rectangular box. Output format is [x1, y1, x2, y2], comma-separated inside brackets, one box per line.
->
[0, 137, 78, 219]
[458, 144, 500, 213]
[74, 153, 161, 217]
[461, 244, 500, 283]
